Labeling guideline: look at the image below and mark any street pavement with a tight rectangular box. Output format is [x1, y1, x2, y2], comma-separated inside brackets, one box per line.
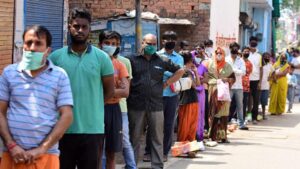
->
[117, 103, 300, 169]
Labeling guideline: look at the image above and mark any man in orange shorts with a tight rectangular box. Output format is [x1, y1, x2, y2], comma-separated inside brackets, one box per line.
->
[0, 25, 73, 169]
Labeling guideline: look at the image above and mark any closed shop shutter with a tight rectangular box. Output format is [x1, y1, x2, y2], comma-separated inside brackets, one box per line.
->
[25, 0, 64, 50]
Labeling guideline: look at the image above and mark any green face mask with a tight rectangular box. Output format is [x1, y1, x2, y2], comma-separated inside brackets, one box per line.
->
[20, 51, 45, 70]
[144, 45, 157, 55]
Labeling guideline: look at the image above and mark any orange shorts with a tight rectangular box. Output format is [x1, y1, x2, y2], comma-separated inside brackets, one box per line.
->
[0, 152, 59, 169]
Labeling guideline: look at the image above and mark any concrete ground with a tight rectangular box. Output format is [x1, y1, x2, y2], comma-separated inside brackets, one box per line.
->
[117, 103, 300, 169]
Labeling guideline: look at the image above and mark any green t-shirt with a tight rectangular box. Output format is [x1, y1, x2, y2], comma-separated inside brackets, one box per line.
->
[49, 45, 114, 134]
[117, 55, 132, 113]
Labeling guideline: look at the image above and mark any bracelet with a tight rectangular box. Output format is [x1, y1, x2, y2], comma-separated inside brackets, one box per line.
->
[6, 142, 17, 151]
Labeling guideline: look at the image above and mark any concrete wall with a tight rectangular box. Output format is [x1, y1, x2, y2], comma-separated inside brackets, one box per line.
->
[253, 7, 272, 53]
[0, 0, 14, 73]
[69, 0, 211, 49]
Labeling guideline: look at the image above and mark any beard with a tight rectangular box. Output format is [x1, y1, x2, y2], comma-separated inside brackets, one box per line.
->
[70, 34, 88, 45]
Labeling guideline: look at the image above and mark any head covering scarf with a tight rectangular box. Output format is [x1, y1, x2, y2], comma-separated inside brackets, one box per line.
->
[274, 52, 289, 70]
[215, 47, 226, 72]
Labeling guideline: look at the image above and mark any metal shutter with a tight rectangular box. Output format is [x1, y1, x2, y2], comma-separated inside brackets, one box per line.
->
[25, 0, 64, 50]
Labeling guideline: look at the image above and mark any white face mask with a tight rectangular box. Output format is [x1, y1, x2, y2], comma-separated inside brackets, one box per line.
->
[206, 47, 214, 57]
[217, 54, 222, 61]
[194, 57, 202, 64]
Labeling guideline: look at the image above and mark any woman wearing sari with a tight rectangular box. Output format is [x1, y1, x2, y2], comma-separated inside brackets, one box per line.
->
[207, 47, 235, 143]
[269, 53, 290, 115]
[192, 44, 209, 142]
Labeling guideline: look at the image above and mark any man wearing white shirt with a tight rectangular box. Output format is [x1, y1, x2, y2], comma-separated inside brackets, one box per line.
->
[226, 42, 248, 130]
[248, 36, 263, 124]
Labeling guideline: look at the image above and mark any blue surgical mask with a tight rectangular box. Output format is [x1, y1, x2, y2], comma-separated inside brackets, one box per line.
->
[19, 50, 45, 70]
[194, 57, 202, 64]
[102, 45, 117, 56]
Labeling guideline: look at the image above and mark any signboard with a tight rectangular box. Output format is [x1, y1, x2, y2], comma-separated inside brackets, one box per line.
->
[210, 0, 240, 53]
[91, 20, 108, 31]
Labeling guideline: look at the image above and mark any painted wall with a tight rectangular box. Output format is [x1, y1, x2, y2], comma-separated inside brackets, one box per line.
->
[210, 0, 240, 54]
[0, 0, 14, 73]
[253, 7, 272, 53]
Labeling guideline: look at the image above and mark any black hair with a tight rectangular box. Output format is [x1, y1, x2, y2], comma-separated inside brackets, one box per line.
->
[180, 40, 189, 48]
[262, 52, 271, 58]
[204, 39, 213, 46]
[242, 46, 251, 51]
[99, 30, 122, 44]
[69, 8, 92, 24]
[179, 50, 193, 64]
[229, 42, 240, 49]
[249, 36, 258, 42]
[22, 25, 52, 47]
[294, 49, 300, 54]
[162, 31, 177, 40]
[196, 43, 205, 49]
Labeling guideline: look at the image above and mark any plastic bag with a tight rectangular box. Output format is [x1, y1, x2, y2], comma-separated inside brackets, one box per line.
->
[170, 77, 193, 93]
[217, 79, 231, 101]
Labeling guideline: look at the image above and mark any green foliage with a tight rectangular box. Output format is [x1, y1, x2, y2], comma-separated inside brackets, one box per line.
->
[281, 0, 300, 11]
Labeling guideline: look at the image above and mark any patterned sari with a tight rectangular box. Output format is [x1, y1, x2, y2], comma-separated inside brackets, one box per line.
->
[207, 50, 234, 142]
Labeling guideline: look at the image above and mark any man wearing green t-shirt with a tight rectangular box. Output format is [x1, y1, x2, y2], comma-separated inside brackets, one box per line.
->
[49, 8, 114, 169]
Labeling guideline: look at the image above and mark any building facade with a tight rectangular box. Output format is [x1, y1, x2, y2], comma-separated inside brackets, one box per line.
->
[240, 0, 273, 53]
[69, 0, 211, 49]
[0, 0, 14, 73]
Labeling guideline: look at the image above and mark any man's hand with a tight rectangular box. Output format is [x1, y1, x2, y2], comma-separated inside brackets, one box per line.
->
[9, 145, 28, 164]
[25, 146, 46, 164]
[257, 82, 261, 90]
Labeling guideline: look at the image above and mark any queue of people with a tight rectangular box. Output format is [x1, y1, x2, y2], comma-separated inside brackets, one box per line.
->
[0, 7, 299, 169]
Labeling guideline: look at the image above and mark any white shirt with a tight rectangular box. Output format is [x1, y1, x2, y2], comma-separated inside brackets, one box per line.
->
[291, 57, 300, 75]
[260, 63, 273, 90]
[226, 55, 246, 89]
[248, 50, 262, 81]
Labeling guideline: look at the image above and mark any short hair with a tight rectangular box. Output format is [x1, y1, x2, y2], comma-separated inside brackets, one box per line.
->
[162, 31, 177, 40]
[99, 30, 122, 44]
[262, 52, 271, 58]
[69, 8, 92, 24]
[249, 36, 258, 42]
[204, 39, 213, 46]
[180, 40, 189, 48]
[22, 25, 52, 47]
[242, 46, 251, 51]
[294, 49, 300, 54]
[229, 42, 240, 49]
[179, 50, 193, 64]
[196, 43, 205, 50]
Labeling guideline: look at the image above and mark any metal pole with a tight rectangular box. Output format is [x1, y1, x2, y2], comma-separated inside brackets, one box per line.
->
[135, 0, 142, 53]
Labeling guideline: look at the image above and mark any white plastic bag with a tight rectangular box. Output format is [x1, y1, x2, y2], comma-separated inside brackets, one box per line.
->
[170, 77, 193, 93]
[217, 79, 231, 101]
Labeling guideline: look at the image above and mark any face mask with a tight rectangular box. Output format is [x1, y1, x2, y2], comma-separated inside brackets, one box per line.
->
[194, 57, 202, 64]
[113, 47, 120, 57]
[165, 42, 176, 50]
[216, 54, 223, 61]
[20, 50, 45, 70]
[231, 49, 239, 55]
[144, 45, 157, 55]
[102, 45, 117, 56]
[264, 58, 270, 63]
[250, 42, 258, 48]
[243, 53, 250, 58]
[206, 47, 213, 53]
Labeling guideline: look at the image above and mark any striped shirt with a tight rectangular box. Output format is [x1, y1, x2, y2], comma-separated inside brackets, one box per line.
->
[0, 60, 73, 155]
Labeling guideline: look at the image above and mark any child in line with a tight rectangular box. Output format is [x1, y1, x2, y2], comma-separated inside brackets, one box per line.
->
[287, 67, 297, 113]
[259, 52, 273, 120]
